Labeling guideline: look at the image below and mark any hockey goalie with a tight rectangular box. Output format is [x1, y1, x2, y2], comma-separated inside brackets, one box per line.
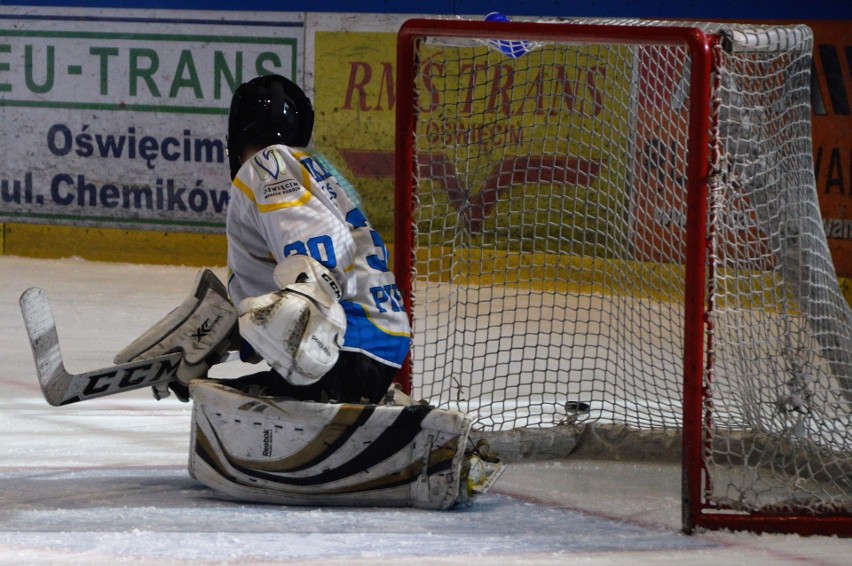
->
[105, 74, 504, 509]
[107, 262, 502, 510]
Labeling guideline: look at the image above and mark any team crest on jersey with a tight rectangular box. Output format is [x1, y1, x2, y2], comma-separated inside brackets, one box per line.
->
[251, 147, 287, 182]
[262, 179, 301, 200]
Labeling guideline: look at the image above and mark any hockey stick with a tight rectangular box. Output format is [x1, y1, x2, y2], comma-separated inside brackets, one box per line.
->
[19, 287, 238, 406]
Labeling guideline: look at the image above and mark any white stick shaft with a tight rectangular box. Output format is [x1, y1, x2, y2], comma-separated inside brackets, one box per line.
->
[19, 287, 235, 406]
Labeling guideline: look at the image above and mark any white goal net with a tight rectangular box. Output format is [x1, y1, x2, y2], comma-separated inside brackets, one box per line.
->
[394, 18, 851, 535]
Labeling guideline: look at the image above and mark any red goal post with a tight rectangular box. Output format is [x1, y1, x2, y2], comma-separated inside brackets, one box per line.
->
[393, 17, 851, 536]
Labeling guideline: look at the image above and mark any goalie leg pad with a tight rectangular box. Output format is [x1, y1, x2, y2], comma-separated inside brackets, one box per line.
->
[114, 269, 238, 383]
[188, 380, 475, 509]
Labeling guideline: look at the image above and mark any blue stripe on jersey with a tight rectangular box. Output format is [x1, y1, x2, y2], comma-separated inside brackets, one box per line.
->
[340, 300, 410, 367]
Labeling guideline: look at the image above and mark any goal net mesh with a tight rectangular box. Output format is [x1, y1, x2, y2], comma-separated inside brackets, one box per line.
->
[398, 19, 851, 520]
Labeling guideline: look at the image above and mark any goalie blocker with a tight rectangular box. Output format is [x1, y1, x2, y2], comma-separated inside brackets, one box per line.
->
[189, 380, 504, 509]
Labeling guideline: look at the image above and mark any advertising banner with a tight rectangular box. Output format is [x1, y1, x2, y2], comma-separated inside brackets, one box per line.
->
[0, 10, 848, 281]
[309, 17, 406, 240]
[810, 20, 852, 276]
[0, 8, 303, 233]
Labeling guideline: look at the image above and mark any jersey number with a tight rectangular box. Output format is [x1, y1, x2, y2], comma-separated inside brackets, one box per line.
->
[283, 231, 389, 273]
[283, 235, 337, 268]
[366, 230, 390, 273]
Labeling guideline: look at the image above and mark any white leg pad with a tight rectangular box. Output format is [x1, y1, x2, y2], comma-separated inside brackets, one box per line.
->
[188, 380, 472, 509]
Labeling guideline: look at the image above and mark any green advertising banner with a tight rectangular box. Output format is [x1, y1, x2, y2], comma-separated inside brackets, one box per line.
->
[0, 8, 302, 233]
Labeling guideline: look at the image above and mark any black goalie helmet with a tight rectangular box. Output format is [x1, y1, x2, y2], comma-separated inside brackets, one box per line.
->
[227, 74, 314, 179]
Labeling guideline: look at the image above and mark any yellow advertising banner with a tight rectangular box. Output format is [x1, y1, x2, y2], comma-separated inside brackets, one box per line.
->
[312, 21, 852, 279]
[312, 31, 398, 238]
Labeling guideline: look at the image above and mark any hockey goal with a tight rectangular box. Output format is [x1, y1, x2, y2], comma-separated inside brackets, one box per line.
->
[393, 18, 852, 536]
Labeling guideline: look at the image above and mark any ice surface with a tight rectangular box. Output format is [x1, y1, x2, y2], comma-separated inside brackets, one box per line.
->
[0, 256, 848, 565]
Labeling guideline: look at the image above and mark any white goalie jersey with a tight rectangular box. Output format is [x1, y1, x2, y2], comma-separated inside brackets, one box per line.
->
[226, 145, 411, 369]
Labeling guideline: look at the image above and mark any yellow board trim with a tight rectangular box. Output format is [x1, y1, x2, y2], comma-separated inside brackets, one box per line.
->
[413, 246, 852, 310]
[2, 221, 851, 310]
[1, 223, 227, 267]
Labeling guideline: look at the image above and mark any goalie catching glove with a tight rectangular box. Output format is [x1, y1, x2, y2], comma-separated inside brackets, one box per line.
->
[114, 269, 240, 400]
[238, 255, 346, 386]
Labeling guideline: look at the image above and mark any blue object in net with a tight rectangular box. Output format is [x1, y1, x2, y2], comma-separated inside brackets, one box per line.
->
[484, 12, 531, 59]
